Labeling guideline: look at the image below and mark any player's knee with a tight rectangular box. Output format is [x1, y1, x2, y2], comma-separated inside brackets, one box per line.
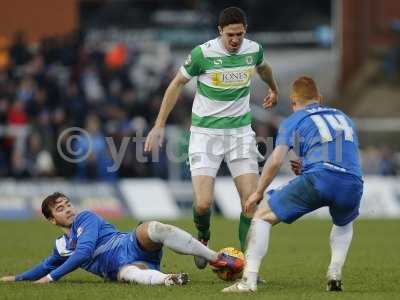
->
[194, 201, 212, 214]
[254, 204, 279, 225]
[147, 221, 174, 243]
[265, 212, 280, 225]
[134, 222, 163, 252]
[254, 206, 269, 219]
[136, 222, 150, 238]
[242, 210, 254, 218]
[147, 221, 163, 238]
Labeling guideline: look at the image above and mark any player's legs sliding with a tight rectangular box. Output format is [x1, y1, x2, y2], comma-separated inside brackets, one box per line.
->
[136, 221, 218, 261]
[118, 264, 189, 286]
[223, 202, 279, 293]
[119, 221, 213, 285]
[191, 174, 216, 269]
[134, 222, 243, 277]
[326, 222, 353, 291]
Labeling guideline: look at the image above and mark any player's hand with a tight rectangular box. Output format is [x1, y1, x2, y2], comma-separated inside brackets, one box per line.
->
[0, 276, 15, 282]
[290, 159, 302, 175]
[245, 191, 264, 214]
[144, 126, 165, 152]
[262, 89, 278, 109]
[34, 276, 52, 284]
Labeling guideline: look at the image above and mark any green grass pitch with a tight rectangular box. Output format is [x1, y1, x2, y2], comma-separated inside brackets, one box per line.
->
[0, 217, 399, 300]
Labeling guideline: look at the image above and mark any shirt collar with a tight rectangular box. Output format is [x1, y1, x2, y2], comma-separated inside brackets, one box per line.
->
[217, 37, 244, 56]
[305, 102, 320, 108]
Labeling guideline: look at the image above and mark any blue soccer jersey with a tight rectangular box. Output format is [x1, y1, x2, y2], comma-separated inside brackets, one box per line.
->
[267, 102, 363, 226]
[276, 103, 362, 178]
[15, 211, 162, 281]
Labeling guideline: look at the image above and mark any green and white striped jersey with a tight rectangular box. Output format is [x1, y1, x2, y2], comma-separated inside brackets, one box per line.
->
[180, 37, 264, 135]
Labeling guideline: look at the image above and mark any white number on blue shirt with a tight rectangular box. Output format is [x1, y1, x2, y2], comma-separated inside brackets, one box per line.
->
[310, 114, 354, 143]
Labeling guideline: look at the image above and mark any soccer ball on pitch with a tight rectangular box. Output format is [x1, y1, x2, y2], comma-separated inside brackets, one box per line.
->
[213, 247, 245, 281]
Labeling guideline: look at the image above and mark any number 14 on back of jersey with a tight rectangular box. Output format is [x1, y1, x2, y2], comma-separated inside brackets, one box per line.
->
[310, 114, 354, 143]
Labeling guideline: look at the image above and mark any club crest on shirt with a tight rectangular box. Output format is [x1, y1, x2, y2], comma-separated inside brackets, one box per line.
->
[184, 54, 192, 66]
[246, 55, 253, 65]
[77, 227, 83, 237]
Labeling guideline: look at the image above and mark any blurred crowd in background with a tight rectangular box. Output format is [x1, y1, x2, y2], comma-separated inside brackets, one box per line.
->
[0, 31, 398, 181]
[0, 30, 189, 181]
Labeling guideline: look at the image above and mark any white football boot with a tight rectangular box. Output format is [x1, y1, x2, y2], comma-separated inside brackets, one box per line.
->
[222, 280, 257, 293]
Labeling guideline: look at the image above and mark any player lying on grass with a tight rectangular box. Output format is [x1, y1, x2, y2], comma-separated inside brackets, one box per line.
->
[223, 76, 364, 293]
[0, 192, 243, 285]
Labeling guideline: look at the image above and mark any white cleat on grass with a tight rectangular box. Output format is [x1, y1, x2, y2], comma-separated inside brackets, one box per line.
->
[222, 281, 257, 293]
[326, 266, 343, 291]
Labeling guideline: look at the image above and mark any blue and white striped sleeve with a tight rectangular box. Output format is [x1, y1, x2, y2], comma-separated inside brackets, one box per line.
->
[49, 212, 101, 281]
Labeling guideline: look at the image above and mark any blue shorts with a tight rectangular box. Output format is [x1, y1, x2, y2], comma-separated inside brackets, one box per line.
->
[88, 231, 163, 281]
[123, 231, 163, 270]
[101, 232, 163, 280]
[267, 170, 363, 226]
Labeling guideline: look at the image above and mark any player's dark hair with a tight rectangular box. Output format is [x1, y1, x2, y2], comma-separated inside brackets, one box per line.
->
[218, 7, 247, 28]
[41, 192, 69, 219]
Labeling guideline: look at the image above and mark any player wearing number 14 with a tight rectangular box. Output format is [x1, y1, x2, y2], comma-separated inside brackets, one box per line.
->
[223, 76, 363, 293]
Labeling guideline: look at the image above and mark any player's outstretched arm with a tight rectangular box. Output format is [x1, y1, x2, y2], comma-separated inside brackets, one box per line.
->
[0, 276, 15, 282]
[245, 145, 288, 213]
[256, 62, 279, 109]
[144, 71, 189, 152]
[257, 145, 288, 193]
[1, 250, 66, 283]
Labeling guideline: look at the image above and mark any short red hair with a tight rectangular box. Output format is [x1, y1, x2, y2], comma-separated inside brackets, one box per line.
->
[292, 76, 319, 102]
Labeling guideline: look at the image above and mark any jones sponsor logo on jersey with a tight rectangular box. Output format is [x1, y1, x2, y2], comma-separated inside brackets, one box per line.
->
[222, 71, 249, 83]
[211, 70, 252, 87]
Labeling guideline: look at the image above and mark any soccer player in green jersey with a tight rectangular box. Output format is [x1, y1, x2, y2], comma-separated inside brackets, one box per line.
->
[145, 7, 279, 269]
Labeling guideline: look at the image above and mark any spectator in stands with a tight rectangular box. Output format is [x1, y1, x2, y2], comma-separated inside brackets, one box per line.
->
[0, 96, 10, 175]
[0, 30, 396, 180]
[360, 146, 381, 175]
[63, 82, 88, 127]
[25, 132, 55, 177]
[378, 146, 398, 176]
[75, 114, 117, 181]
[383, 20, 400, 83]
[9, 31, 32, 66]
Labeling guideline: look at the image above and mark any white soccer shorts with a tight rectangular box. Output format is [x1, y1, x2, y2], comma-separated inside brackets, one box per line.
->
[188, 131, 260, 178]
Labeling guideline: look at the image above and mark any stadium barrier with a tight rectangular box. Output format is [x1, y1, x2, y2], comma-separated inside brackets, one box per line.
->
[0, 176, 398, 220]
[0, 180, 124, 219]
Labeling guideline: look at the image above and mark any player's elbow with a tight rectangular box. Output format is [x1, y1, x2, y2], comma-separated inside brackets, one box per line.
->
[256, 62, 271, 75]
[166, 78, 184, 97]
[76, 247, 94, 261]
[172, 72, 189, 87]
[270, 153, 284, 169]
[270, 159, 283, 172]
[269, 146, 288, 170]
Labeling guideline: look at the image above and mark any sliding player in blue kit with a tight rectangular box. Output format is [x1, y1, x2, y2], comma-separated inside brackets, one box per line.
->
[223, 76, 363, 293]
[0, 192, 243, 285]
